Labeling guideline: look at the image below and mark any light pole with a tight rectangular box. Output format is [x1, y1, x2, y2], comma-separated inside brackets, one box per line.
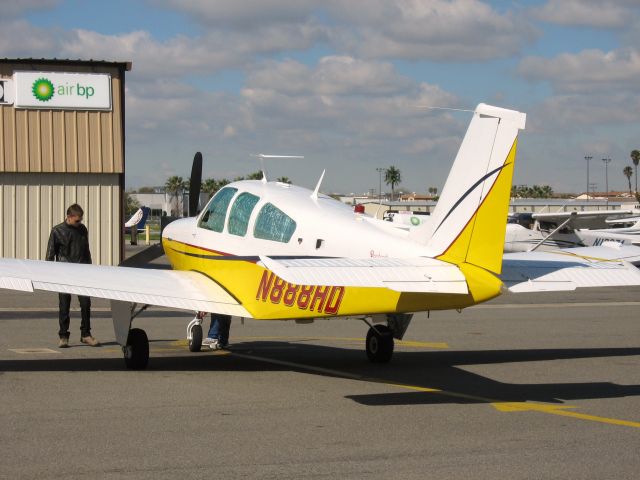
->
[602, 157, 611, 206]
[584, 155, 592, 201]
[376, 167, 384, 204]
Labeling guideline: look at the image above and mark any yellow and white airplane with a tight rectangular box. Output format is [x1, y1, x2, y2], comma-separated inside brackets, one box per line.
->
[2, 103, 640, 369]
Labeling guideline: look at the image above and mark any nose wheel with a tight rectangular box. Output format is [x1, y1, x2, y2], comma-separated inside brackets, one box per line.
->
[187, 313, 205, 352]
[366, 325, 394, 363]
[189, 324, 203, 352]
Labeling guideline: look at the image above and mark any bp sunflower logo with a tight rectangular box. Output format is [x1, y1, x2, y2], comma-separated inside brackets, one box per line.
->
[32, 78, 54, 102]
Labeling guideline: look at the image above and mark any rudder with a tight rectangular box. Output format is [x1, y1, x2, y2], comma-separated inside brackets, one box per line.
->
[417, 104, 526, 274]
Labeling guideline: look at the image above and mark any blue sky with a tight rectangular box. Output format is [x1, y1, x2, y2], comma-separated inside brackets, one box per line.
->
[4, 0, 640, 194]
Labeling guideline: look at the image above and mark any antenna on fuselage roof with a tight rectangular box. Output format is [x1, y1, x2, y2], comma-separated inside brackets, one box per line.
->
[250, 154, 304, 183]
[311, 169, 326, 201]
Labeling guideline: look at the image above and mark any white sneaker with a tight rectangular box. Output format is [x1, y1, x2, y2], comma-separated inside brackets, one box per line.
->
[202, 338, 220, 350]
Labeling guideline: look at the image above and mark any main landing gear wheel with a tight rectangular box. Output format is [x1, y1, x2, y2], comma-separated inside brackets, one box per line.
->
[189, 324, 203, 352]
[124, 328, 149, 370]
[366, 325, 394, 363]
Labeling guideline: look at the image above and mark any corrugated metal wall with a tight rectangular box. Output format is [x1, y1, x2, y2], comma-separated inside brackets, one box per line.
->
[0, 63, 123, 174]
[0, 173, 121, 265]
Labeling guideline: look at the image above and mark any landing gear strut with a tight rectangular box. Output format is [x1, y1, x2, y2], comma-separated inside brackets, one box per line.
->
[111, 301, 150, 370]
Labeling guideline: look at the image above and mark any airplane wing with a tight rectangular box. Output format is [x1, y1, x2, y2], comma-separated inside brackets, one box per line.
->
[532, 210, 634, 229]
[0, 258, 251, 317]
[259, 256, 469, 294]
[501, 247, 640, 293]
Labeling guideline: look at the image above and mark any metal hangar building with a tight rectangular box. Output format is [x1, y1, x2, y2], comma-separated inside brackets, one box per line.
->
[0, 58, 131, 265]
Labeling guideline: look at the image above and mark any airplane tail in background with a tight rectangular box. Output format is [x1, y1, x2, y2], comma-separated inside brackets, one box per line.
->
[412, 104, 526, 275]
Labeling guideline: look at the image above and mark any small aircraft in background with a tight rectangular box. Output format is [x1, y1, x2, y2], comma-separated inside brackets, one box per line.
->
[3, 103, 640, 370]
[504, 210, 640, 253]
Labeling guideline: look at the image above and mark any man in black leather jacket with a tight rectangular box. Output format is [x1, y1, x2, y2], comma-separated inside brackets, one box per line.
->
[46, 204, 100, 348]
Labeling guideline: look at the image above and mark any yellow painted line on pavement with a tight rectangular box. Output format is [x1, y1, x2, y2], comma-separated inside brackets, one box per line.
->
[491, 402, 640, 428]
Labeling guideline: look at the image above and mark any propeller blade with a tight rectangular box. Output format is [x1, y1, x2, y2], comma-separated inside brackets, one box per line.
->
[189, 152, 203, 216]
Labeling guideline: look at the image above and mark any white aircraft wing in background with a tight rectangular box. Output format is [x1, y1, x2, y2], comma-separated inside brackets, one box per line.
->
[0, 258, 251, 318]
[501, 245, 640, 293]
[532, 210, 635, 229]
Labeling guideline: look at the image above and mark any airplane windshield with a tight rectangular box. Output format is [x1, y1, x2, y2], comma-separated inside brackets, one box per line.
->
[254, 203, 297, 243]
[198, 187, 238, 232]
[228, 192, 260, 237]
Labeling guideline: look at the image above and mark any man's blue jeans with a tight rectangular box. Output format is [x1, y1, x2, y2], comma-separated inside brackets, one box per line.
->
[208, 314, 231, 345]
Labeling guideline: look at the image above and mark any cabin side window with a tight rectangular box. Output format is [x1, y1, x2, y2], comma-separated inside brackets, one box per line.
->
[198, 187, 238, 232]
[253, 203, 297, 243]
[228, 192, 260, 237]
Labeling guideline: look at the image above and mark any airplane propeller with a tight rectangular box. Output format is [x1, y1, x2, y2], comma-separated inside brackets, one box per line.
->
[189, 152, 203, 217]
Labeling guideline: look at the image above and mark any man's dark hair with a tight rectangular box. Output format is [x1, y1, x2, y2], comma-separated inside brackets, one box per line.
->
[66, 204, 84, 217]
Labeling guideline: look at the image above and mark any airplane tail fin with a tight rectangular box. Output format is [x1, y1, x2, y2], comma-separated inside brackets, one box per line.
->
[413, 104, 526, 274]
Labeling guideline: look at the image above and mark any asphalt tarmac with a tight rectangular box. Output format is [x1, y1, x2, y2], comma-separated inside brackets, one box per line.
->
[1, 286, 639, 479]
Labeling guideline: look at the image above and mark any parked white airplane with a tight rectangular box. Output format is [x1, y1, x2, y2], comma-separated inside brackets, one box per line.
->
[2, 103, 640, 370]
[505, 211, 640, 253]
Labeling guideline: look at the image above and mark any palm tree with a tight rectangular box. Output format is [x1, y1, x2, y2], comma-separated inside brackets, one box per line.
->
[623, 166, 633, 195]
[202, 178, 218, 198]
[277, 176, 292, 184]
[541, 185, 554, 198]
[246, 171, 264, 180]
[631, 150, 640, 193]
[124, 191, 141, 216]
[165, 175, 185, 216]
[384, 166, 401, 201]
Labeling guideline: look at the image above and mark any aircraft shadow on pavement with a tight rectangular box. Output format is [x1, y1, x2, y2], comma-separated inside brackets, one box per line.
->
[1, 341, 639, 407]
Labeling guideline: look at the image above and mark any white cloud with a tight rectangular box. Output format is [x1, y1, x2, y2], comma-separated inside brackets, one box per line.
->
[245, 56, 414, 97]
[533, 0, 638, 29]
[1, 0, 59, 18]
[530, 93, 640, 131]
[120, 56, 464, 192]
[156, 0, 536, 62]
[155, 0, 319, 27]
[518, 48, 640, 93]
[328, 0, 536, 61]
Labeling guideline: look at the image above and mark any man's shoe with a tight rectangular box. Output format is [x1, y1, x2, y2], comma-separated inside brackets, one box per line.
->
[219, 342, 230, 350]
[58, 337, 69, 348]
[203, 338, 220, 350]
[80, 335, 100, 347]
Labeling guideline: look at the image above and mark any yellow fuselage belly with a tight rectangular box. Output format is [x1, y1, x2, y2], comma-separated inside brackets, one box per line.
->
[163, 238, 503, 320]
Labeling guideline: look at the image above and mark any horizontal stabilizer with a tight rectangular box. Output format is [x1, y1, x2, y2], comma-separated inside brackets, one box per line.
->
[501, 249, 640, 293]
[259, 256, 469, 294]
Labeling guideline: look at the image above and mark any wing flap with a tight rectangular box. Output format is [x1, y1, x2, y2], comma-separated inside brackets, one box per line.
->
[0, 258, 251, 317]
[259, 256, 469, 294]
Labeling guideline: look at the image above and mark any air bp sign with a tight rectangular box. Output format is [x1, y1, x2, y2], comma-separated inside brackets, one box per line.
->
[0, 79, 14, 105]
[14, 71, 112, 110]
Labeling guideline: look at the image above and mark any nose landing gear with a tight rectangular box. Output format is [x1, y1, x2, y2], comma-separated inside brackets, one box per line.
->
[187, 312, 205, 352]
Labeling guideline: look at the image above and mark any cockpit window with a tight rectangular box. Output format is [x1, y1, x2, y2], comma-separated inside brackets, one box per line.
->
[228, 192, 260, 237]
[253, 203, 297, 243]
[198, 187, 237, 232]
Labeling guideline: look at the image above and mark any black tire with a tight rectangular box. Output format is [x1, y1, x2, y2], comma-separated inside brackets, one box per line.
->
[124, 328, 149, 370]
[366, 325, 394, 363]
[189, 324, 203, 352]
